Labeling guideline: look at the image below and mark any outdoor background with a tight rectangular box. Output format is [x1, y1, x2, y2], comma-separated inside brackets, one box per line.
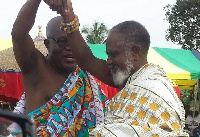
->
[0, 0, 180, 48]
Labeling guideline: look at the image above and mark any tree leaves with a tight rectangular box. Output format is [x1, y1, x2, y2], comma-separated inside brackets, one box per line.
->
[81, 21, 108, 44]
[164, 0, 200, 50]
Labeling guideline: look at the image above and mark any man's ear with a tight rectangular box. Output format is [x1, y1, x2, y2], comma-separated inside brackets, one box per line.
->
[130, 46, 141, 61]
[44, 39, 50, 51]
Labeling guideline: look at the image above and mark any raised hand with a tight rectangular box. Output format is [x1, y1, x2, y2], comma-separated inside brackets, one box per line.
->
[43, 0, 70, 14]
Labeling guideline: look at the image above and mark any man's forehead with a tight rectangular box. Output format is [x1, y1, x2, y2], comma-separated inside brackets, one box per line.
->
[107, 32, 120, 40]
[106, 44, 121, 53]
[106, 32, 124, 47]
[49, 32, 67, 38]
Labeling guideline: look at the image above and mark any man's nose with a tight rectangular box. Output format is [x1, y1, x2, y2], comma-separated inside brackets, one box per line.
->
[64, 44, 71, 50]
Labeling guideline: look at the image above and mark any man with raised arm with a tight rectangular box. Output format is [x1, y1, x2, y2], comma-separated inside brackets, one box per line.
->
[43, 0, 189, 136]
[9, 0, 108, 136]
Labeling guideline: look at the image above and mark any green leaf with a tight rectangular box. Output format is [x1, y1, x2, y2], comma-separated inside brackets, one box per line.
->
[164, 0, 200, 50]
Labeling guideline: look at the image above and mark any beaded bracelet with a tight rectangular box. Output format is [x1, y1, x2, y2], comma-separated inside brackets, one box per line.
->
[60, 15, 80, 34]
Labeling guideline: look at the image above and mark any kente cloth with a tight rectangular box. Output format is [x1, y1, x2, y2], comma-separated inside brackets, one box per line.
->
[90, 63, 189, 137]
[8, 66, 109, 137]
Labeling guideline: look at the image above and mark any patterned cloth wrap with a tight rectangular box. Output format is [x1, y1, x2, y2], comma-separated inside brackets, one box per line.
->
[8, 66, 109, 137]
[90, 63, 189, 137]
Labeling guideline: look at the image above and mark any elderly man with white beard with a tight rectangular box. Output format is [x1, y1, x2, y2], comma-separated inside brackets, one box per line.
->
[44, 0, 189, 136]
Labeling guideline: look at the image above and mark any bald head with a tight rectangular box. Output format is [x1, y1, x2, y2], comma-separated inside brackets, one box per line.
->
[46, 16, 63, 37]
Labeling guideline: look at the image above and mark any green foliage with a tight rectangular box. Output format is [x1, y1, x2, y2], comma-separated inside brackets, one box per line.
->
[81, 21, 108, 44]
[181, 89, 192, 107]
[164, 0, 200, 50]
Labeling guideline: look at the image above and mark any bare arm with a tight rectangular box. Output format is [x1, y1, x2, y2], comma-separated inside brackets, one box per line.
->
[12, 0, 42, 74]
[67, 31, 115, 86]
[44, 0, 115, 87]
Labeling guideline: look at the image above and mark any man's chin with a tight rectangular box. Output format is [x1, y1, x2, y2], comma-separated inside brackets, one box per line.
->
[63, 64, 77, 70]
[112, 72, 129, 86]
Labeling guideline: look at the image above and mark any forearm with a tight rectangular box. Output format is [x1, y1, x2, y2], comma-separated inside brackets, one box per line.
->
[11, 0, 41, 39]
[68, 30, 96, 67]
[68, 29, 114, 86]
[62, 12, 97, 68]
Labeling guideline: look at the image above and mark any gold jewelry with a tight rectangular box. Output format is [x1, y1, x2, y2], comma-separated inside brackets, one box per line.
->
[60, 15, 79, 34]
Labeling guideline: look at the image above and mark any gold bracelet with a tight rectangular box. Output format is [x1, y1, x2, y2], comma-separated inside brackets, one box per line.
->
[60, 15, 80, 34]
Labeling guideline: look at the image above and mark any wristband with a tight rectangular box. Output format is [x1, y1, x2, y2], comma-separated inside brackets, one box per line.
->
[60, 15, 80, 34]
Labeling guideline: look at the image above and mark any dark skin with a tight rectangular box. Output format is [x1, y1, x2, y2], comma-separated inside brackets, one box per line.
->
[12, 0, 77, 114]
[43, 0, 148, 90]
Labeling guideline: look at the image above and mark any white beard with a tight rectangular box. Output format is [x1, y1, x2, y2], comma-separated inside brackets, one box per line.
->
[112, 68, 130, 86]
[111, 50, 134, 86]
[112, 62, 133, 86]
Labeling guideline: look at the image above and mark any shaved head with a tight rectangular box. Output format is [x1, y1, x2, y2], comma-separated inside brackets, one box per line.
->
[46, 16, 63, 37]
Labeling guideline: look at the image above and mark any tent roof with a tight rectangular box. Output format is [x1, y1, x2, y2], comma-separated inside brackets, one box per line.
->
[0, 39, 12, 51]
[153, 47, 200, 79]
[192, 50, 200, 61]
[87, 43, 107, 60]
[147, 47, 191, 80]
